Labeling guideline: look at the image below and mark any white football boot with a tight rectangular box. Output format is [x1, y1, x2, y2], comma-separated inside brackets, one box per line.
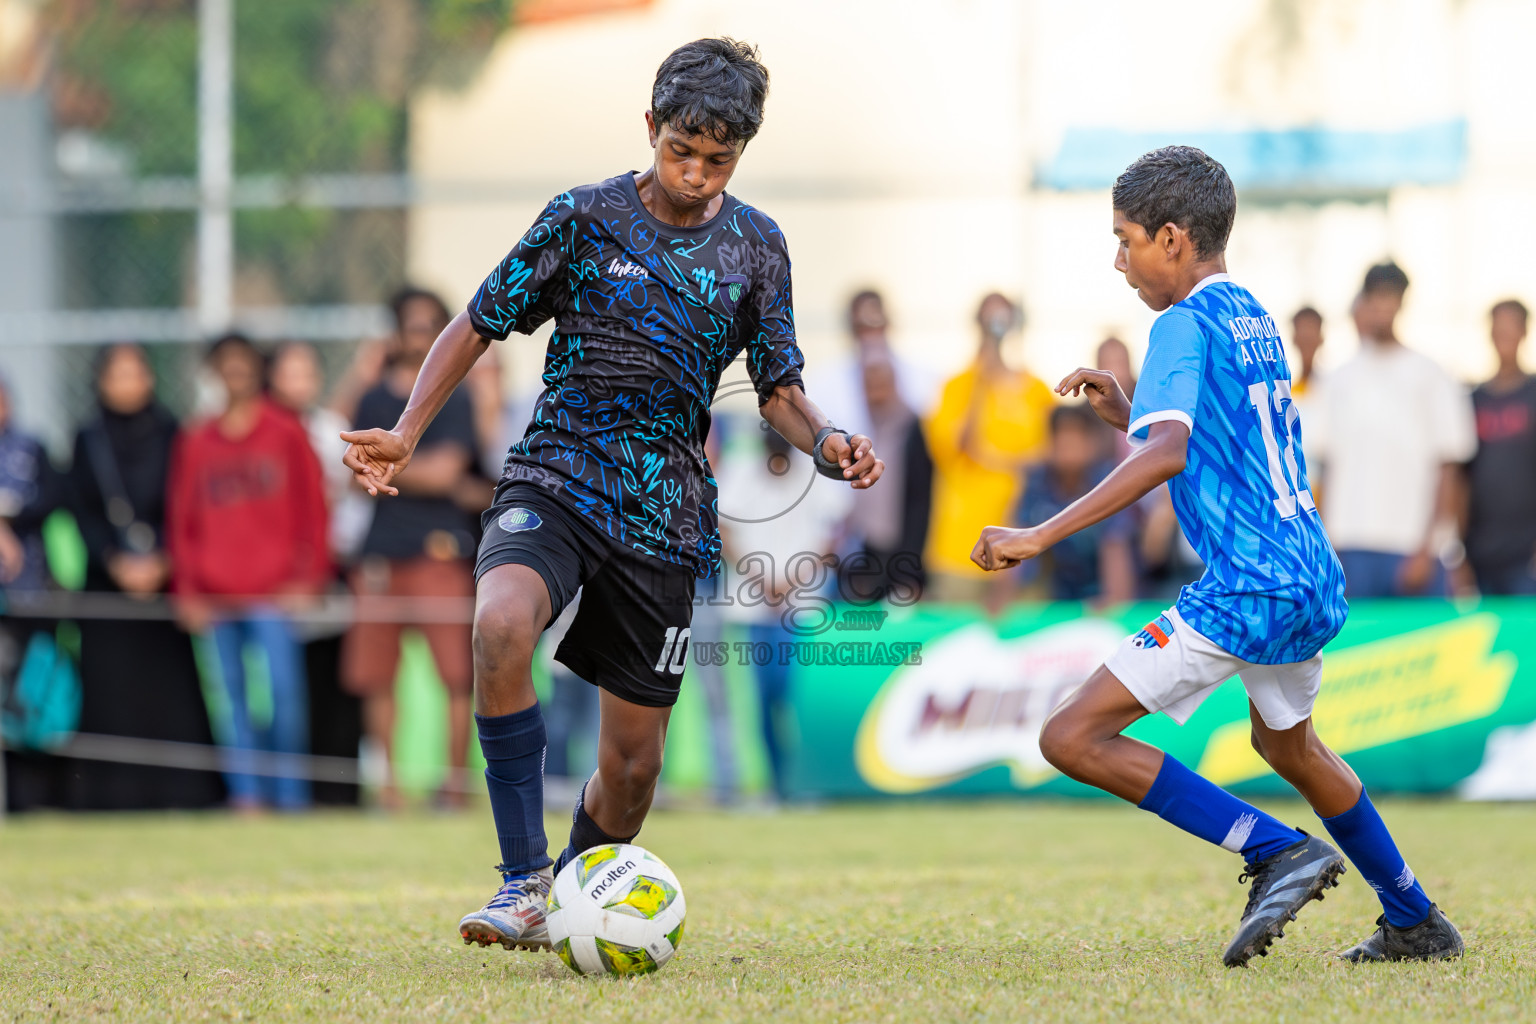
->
[458, 866, 554, 951]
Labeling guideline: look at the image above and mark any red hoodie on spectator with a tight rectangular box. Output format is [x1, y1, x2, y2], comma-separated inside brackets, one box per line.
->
[168, 399, 330, 600]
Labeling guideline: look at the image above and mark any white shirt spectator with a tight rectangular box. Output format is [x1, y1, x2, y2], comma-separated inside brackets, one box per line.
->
[1308, 342, 1476, 555]
[304, 405, 374, 563]
[804, 351, 938, 436]
[715, 430, 852, 626]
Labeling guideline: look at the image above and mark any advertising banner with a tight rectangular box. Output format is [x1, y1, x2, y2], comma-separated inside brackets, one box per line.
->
[789, 600, 1536, 800]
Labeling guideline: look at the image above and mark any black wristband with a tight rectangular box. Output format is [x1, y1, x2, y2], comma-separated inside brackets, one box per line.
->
[812, 426, 849, 480]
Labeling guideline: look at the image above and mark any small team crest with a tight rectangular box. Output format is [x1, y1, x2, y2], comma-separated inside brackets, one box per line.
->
[720, 274, 749, 315]
[497, 507, 543, 533]
[1131, 614, 1175, 650]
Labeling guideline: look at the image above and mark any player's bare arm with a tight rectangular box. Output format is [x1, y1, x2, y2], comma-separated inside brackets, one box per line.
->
[340, 310, 489, 496]
[1056, 367, 1132, 432]
[759, 383, 884, 489]
[971, 419, 1188, 571]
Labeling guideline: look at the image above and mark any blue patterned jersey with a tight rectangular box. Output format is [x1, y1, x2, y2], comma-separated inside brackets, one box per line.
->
[1127, 274, 1347, 664]
[467, 173, 805, 575]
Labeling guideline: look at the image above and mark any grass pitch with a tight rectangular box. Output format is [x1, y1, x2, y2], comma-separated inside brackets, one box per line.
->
[1, 800, 1532, 1023]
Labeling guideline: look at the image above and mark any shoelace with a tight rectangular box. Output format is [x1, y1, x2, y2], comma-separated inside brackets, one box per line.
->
[485, 875, 541, 911]
[1237, 859, 1278, 918]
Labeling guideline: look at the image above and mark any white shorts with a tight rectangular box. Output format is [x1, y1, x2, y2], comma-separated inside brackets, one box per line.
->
[1104, 606, 1321, 731]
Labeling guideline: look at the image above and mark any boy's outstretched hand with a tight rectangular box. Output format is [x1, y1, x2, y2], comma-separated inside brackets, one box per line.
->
[1057, 368, 1131, 432]
[971, 524, 1049, 572]
[341, 428, 414, 497]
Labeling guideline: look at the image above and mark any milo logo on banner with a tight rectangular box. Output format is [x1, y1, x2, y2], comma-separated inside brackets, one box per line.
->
[811, 603, 1536, 800]
[853, 619, 1123, 792]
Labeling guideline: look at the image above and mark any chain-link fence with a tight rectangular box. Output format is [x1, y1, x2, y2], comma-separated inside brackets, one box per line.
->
[0, 0, 514, 450]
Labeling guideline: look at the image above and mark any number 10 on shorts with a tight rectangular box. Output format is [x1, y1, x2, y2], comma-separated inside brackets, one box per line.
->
[654, 626, 692, 675]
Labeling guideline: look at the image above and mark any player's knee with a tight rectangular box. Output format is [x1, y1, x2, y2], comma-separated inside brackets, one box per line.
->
[1037, 713, 1085, 776]
[1255, 731, 1314, 779]
[599, 744, 663, 801]
[471, 600, 541, 676]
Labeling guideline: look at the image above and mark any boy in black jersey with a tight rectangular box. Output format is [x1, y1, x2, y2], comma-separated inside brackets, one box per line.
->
[342, 38, 883, 952]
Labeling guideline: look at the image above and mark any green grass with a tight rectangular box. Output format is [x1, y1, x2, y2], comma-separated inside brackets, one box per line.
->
[2, 801, 1532, 1022]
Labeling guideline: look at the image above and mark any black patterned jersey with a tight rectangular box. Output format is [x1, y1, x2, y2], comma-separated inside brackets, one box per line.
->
[466, 172, 805, 576]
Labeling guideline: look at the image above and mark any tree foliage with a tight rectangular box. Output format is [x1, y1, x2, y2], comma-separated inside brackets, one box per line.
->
[47, 0, 515, 307]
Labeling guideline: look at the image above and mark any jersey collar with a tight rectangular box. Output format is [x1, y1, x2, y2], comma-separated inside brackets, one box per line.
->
[1183, 272, 1231, 302]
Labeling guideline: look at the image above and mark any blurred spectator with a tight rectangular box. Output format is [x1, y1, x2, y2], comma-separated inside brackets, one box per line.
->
[0, 371, 60, 594]
[719, 425, 851, 802]
[688, 424, 738, 805]
[168, 333, 329, 811]
[62, 344, 224, 810]
[804, 290, 938, 434]
[688, 573, 738, 805]
[1095, 336, 1137, 402]
[327, 336, 390, 426]
[1138, 487, 1206, 601]
[923, 293, 1053, 604]
[1015, 404, 1135, 604]
[464, 337, 510, 478]
[1290, 306, 1325, 395]
[1465, 299, 1536, 594]
[268, 341, 365, 806]
[343, 287, 479, 810]
[1096, 336, 1137, 462]
[1310, 263, 1476, 597]
[0, 371, 69, 812]
[838, 348, 932, 603]
[270, 342, 373, 563]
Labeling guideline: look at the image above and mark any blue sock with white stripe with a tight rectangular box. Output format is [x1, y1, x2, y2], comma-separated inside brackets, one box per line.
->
[1320, 788, 1432, 928]
[1138, 754, 1304, 863]
[476, 706, 551, 877]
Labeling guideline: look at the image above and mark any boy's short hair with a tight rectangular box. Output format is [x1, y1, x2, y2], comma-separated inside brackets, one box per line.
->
[1112, 146, 1236, 261]
[1292, 306, 1322, 325]
[389, 285, 451, 331]
[1361, 262, 1410, 297]
[1049, 402, 1102, 435]
[651, 38, 769, 145]
[206, 330, 260, 367]
[1491, 298, 1529, 325]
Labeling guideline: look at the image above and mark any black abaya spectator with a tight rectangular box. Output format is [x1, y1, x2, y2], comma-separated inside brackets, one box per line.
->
[63, 344, 224, 810]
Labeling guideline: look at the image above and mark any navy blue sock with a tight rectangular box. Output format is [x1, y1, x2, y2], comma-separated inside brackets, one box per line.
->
[1138, 754, 1304, 862]
[1321, 788, 1432, 928]
[553, 781, 636, 875]
[476, 706, 551, 876]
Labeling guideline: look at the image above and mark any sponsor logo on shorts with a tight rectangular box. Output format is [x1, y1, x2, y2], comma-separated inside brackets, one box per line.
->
[497, 507, 542, 533]
[1131, 614, 1174, 650]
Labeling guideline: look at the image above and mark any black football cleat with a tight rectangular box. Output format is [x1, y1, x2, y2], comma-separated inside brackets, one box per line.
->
[1222, 832, 1346, 967]
[1340, 904, 1464, 962]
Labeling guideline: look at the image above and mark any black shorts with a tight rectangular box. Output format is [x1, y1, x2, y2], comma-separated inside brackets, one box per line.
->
[475, 483, 697, 708]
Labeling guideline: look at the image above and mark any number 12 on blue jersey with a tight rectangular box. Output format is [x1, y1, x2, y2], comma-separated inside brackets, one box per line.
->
[1247, 380, 1315, 520]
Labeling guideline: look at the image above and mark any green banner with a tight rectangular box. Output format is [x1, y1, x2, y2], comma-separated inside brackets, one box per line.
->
[788, 600, 1536, 800]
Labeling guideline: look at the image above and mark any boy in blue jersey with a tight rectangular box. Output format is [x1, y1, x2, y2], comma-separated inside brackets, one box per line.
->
[972, 146, 1463, 966]
[342, 39, 884, 953]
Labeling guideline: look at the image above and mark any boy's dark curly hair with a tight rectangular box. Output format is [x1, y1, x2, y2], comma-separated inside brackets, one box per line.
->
[1113, 146, 1236, 261]
[652, 38, 769, 145]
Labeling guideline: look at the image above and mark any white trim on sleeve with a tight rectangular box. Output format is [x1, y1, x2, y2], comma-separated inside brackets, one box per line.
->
[1125, 409, 1194, 448]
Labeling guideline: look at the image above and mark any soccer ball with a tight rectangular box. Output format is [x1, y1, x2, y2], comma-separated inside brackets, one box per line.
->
[546, 843, 686, 976]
